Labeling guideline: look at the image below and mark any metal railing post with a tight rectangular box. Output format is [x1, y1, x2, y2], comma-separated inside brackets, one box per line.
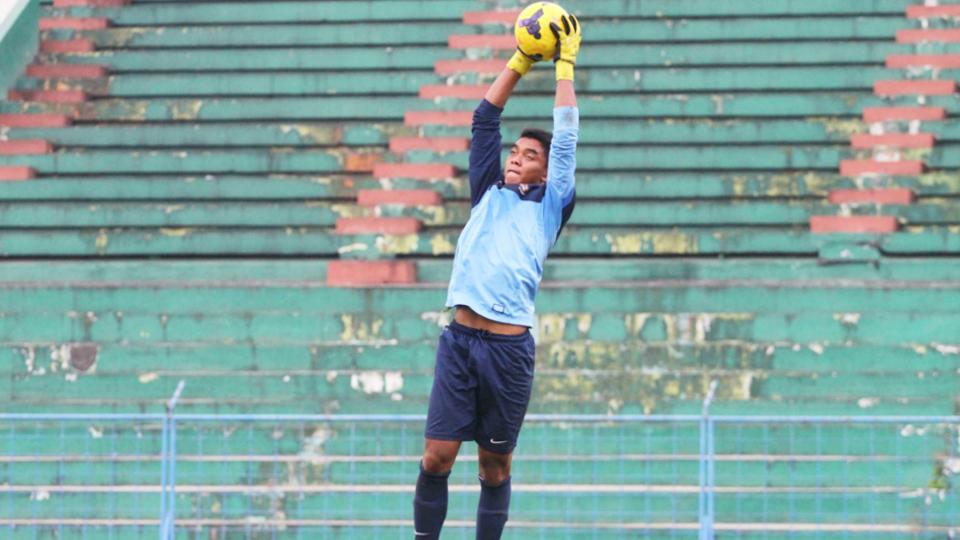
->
[699, 380, 718, 540]
[159, 415, 169, 540]
[161, 381, 185, 540]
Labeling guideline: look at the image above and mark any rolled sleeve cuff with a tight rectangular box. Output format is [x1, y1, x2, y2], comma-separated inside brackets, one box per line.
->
[476, 99, 504, 119]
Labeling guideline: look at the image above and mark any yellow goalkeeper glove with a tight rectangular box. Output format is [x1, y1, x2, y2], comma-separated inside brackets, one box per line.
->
[550, 14, 582, 81]
[506, 48, 537, 77]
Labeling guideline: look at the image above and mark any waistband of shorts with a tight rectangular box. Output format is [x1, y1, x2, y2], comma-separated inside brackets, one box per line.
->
[448, 320, 531, 342]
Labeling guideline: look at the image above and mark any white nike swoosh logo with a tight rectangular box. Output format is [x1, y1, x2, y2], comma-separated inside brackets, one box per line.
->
[415, 532, 430, 537]
[490, 439, 508, 445]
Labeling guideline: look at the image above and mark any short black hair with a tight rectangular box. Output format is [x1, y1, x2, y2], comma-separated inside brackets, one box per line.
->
[519, 128, 552, 165]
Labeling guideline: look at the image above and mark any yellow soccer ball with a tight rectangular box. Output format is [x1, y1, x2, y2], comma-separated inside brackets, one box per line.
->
[514, 2, 570, 61]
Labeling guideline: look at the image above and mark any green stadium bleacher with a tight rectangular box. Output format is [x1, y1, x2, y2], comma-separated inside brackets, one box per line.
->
[0, 0, 958, 536]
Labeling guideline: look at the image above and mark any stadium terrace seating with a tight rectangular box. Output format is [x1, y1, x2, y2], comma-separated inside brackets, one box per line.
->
[0, 0, 958, 536]
[0, 0, 956, 415]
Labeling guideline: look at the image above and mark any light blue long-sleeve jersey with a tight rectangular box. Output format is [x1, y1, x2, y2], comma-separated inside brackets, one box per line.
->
[445, 100, 579, 327]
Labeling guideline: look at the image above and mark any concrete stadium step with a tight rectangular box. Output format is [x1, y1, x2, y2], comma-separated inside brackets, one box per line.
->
[589, 0, 927, 17]
[6, 284, 960, 315]
[15, 145, 944, 176]
[3, 123, 409, 147]
[1, 396, 949, 416]
[176, 423, 960, 458]
[0, 148, 383, 174]
[46, 0, 477, 25]
[0, 174, 449, 201]
[39, 23, 477, 48]
[4, 228, 960, 257]
[422, 119, 864, 145]
[430, 67, 923, 94]
[1, 96, 423, 121]
[13, 66, 924, 96]
[5, 309, 960, 347]
[2, 492, 951, 532]
[0, 115, 861, 152]
[445, 17, 908, 43]
[400, 145, 849, 171]
[424, 256, 960, 283]
[0, 173, 909, 201]
[39, 46, 461, 71]
[762, 373, 959, 399]
[6, 342, 957, 378]
[5, 372, 431, 402]
[445, 42, 916, 69]
[7, 94, 960, 122]
[406, 147, 960, 174]
[5, 200, 960, 228]
[14, 72, 441, 97]
[0, 521, 680, 540]
[5, 117, 899, 148]
[2, 257, 959, 286]
[6, 374, 755, 413]
[38, 42, 913, 73]
[49, 0, 918, 19]
[1, 177, 447, 201]
[0, 201, 454, 228]
[421, 94, 960, 118]
[1, 173, 955, 201]
[0, 459, 942, 495]
[422, 118, 960, 147]
[1, 421, 950, 461]
[35, 16, 911, 53]
[0, 200, 807, 228]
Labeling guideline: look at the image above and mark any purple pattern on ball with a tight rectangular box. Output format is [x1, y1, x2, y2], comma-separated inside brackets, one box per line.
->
[519, 7, 544, 40]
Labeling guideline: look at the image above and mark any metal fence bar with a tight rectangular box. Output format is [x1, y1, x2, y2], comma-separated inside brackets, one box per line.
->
[1, 413, 953, 424]
[698, 381, 718, 540]
[161, 381, 185, 540]
[706, 416, 716, 537]
[170, 413, 704, 422]
[712, 415, 960, 424]
[159, 415, 169, 540]
[0, 413, 165, 421]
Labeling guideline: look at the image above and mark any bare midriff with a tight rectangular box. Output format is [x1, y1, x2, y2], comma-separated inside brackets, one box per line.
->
[454, 305, 528, 336]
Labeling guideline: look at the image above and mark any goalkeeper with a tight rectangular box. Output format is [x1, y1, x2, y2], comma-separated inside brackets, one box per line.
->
[413, 14, 582, 540]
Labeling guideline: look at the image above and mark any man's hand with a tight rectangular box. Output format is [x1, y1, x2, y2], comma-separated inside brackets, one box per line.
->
[506, 48, 537, 77]
[550, 14, 582, 82]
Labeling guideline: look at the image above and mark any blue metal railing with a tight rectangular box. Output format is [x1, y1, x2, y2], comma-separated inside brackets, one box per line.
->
[159, 381, 184, 540]
[698, 380, 718, 540]
[0, 407, 957, 539]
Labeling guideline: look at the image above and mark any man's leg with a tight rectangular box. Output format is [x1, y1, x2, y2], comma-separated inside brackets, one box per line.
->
[476, 447, 513, 539]
[415, 439, 461, 539]
[474, 331, 535, 540]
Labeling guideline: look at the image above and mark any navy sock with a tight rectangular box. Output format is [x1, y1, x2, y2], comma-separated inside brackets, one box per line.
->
[414, 462, 450, 539]
[476, 476, 511, 540]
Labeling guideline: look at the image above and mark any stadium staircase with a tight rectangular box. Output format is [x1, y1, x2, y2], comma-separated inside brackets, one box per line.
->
[0, 0, 957, 536]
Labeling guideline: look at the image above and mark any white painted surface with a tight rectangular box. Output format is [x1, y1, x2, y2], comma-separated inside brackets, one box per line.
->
[0, 0, 31, 42]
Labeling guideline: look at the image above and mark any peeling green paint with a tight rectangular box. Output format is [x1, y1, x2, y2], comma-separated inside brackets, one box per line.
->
[809, 116, 866, 136]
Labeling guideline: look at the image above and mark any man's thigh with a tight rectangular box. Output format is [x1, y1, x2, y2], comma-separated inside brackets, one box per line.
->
[425, 326, 478, 441]
[475, 332, 536, 454]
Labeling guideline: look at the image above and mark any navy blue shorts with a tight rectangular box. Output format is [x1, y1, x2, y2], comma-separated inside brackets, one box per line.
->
[425, 320, 536, 454]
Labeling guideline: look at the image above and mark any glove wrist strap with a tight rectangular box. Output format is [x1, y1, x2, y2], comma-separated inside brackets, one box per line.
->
[507, 49, 534, 77]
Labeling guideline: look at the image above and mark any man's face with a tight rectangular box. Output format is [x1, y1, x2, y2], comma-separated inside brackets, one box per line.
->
[504, 137, 547, 185]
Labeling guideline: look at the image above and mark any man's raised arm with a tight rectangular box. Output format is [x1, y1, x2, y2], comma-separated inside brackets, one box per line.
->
[469, 50, 540, 205]
[546, 14, 582, 208]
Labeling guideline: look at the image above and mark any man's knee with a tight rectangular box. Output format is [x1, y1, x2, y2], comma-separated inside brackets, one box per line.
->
[422, 439, 460, 474]
[478, 450, 511, 485]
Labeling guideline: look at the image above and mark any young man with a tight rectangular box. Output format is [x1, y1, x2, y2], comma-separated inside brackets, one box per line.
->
[413, 14, 582, 540]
